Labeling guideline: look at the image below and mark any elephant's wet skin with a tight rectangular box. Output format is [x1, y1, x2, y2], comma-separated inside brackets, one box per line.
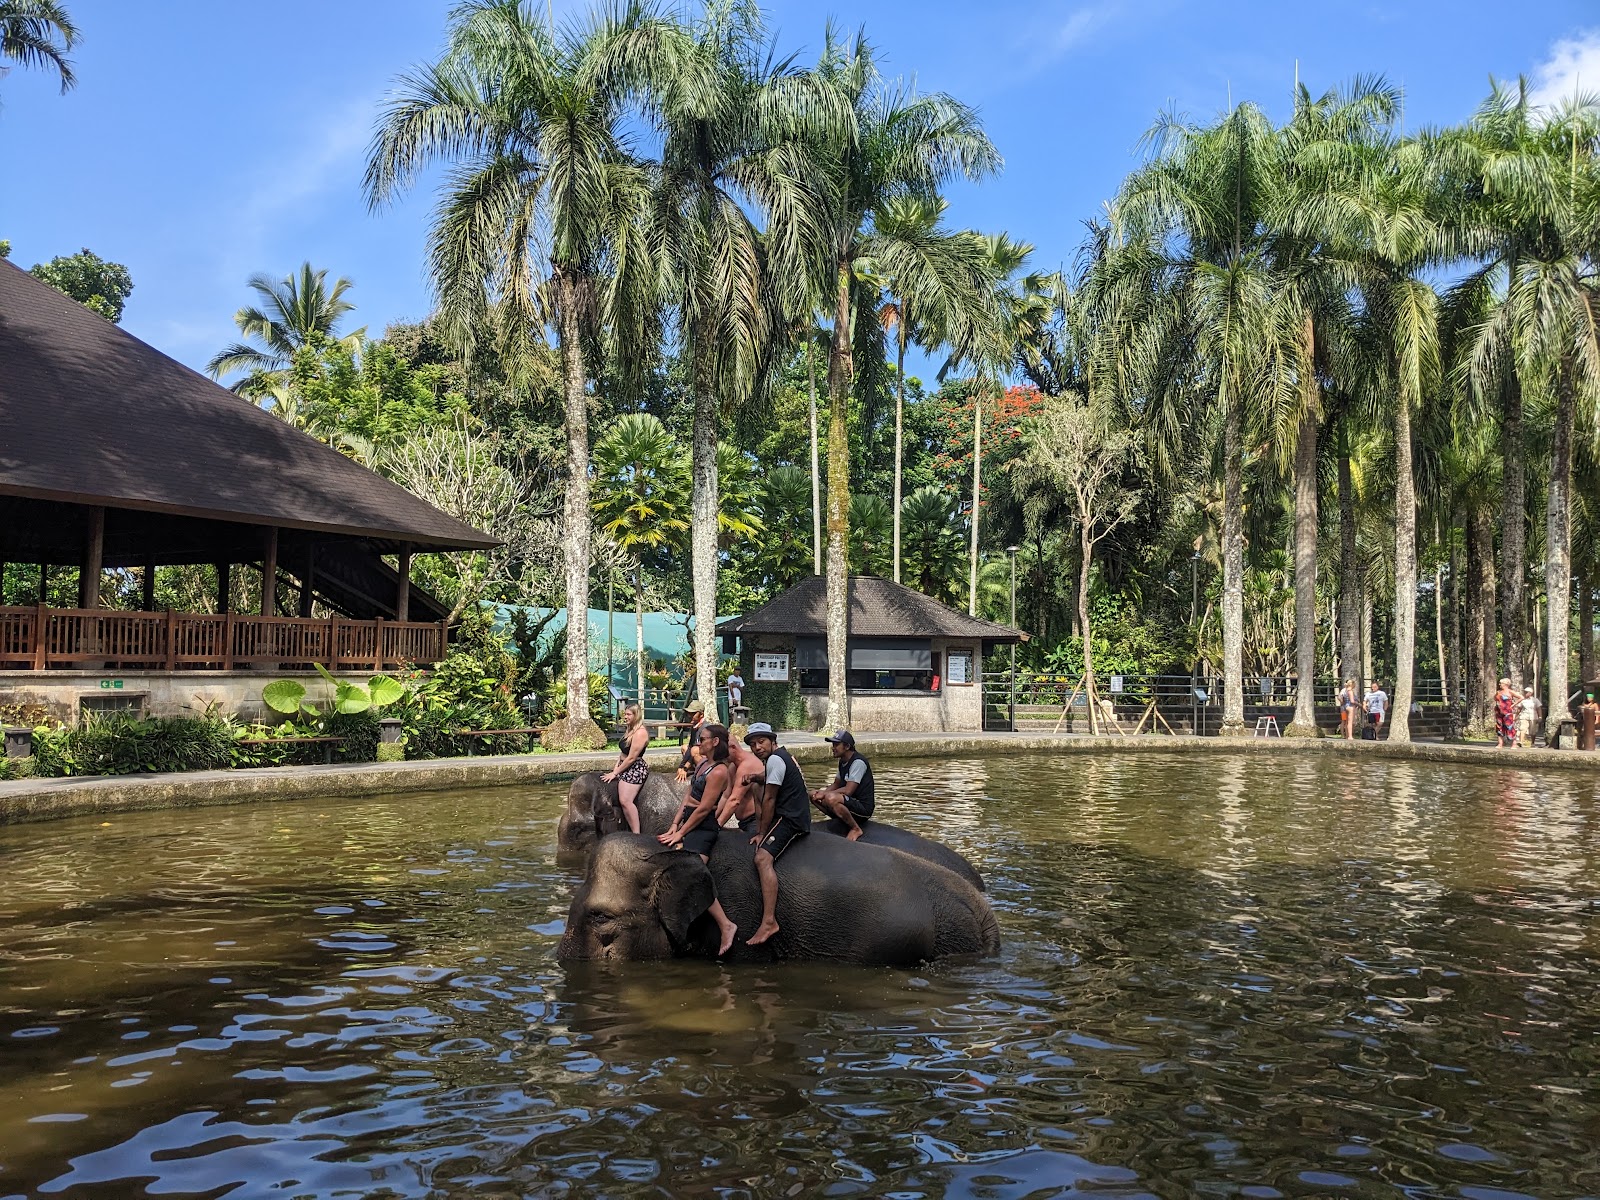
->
[817, 817, 986, 892]
[558, 832, 1000, 966]
[556, 771, 685, 853]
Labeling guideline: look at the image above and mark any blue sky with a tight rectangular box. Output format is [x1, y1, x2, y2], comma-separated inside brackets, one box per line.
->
[3, 1, 1598, 378]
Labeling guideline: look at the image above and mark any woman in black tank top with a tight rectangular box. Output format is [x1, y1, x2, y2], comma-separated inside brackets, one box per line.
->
[600, 704, 650, 833]
[658, 724, 739, 955]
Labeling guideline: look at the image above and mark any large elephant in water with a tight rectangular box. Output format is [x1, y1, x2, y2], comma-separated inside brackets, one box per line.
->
[556, 771, 684, 852]
[558, 831, 999, 966]
[555, 772, 986, 893]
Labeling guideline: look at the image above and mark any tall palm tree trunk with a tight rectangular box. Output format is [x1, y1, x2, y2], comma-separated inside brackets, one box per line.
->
[1219, 374, 1246, 735]
[892, 320, 906, 584]
[824, 262, 853, 728]
[1544, 367, 1575, 740]
[1446, 517, 1463, 740]
[809, 338, 822, 576]
[1288, 408, 1319, 736]
[553, 271, 602, 747]
[1338, 449, 1361, 686]
[1500, 376, 1528, 688]
[1580, 575, 1594, 687]
[689, 341, 721, 718]
[1079, 523, 1099, 735]
[967, 389, 983, 616]
[1390, 393, 1417, 742]
[635, 567, 646, 712]
[1473, 507, 1498, 734]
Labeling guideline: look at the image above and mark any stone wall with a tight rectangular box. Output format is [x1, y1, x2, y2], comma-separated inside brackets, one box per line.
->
[0, 670, 380, 725]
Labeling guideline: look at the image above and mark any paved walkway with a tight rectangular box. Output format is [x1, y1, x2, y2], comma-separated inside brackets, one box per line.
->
[0, 728, 1592, 827]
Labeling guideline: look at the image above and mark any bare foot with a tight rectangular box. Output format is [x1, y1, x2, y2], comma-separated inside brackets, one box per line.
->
[718, 922, 738, 956]
[747, 919, 780, 946]
[845, 827, 862, 842]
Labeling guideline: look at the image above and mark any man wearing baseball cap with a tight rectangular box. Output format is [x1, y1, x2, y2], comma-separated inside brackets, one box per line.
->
[743, 723, 809, 947]
[810, 729, 875, 841]
[674, 699, 708, 780]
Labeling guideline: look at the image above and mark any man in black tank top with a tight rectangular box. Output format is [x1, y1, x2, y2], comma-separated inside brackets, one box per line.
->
[809, 729, 874, 840]
[742, 723, 809, 947]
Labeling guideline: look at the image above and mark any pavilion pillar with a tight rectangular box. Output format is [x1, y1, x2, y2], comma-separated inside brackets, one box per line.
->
[141, 554, 156, 611]
[395, 547, 412, 622]
[78, 506, 104, 610]
[298, 545, 316, 618]
[0, 558, 7, 606]
[215, 563, 231, 613]
[259, 528, 278, 617]
[38, 564, 49, 605]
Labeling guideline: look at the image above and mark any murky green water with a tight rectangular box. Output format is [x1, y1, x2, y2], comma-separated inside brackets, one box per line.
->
[2, 752, 1598, 1198]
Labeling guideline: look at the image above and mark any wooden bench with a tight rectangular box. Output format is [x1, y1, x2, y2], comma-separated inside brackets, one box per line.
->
[237, 735, 345, 764]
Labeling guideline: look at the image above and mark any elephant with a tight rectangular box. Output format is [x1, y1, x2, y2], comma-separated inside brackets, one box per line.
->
[558, 831, 1000, 966]
[556, 771, 684, 853]
[556, 773, 988, 893]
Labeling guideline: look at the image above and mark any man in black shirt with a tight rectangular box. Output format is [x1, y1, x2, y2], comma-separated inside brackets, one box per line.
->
[743, 722, 809, 947]
[810, 729, 874, 840]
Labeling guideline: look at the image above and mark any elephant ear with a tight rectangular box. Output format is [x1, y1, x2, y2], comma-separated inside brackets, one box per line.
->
[646, 851, 714, 950]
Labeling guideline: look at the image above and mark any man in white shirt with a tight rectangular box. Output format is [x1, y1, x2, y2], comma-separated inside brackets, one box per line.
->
[1363, 681, 1388, 737]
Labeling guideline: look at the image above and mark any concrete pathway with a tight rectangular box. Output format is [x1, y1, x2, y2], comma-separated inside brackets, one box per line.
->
[0, 729, 1592, 827]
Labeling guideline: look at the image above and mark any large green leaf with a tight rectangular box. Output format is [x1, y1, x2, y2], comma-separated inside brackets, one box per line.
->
[262, 679, 307, 715]
[334, 681, 372, 715]
[368, 675, 406, 708]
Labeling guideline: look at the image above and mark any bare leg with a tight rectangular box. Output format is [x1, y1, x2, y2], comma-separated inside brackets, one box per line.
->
[816, 795, 863, 840]
[617, 780, 642, 834]
[699, 853, 737, 955]
[747, 848, 780, 946]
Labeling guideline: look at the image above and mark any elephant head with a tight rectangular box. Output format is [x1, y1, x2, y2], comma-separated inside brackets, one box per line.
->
[558, 834, 715, 960]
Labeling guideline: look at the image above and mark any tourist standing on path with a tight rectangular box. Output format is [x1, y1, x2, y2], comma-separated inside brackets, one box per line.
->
[1338, 678, 1358, 740]
[810, 730, 876, 839]
[726, 669, 745, 714]
[1579, 693, 1599, 751]
[674, 700, 707, 780]
[600, 703, 650, 834]
[658, 724, 738, 955]
[743, 723, 810, 948]
[1494, 678, 1518, 748]
[1363, 681, 1388, 739]
[1518, 686, 1542, 748]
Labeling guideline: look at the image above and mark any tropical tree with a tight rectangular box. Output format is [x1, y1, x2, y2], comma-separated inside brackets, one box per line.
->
[366, 0, 669, 749]
[812, 27, 999, 724]
[0, 0, 76, 92]
[899, 485, 965, 600]
[593, 413, 690, 707]
[206, 263, 361, 399]
[28, 247, 131, 320]
[756, 465, 815, 589]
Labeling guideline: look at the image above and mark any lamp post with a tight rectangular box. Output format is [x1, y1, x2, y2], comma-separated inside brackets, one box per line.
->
[1007, 544, 1020, 732]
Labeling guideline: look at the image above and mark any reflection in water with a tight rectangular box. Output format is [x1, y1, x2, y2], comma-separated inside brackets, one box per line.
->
[1, 753, 1598, 1197]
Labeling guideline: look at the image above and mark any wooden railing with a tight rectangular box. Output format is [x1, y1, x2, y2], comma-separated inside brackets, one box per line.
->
[0, 606, 448, 671]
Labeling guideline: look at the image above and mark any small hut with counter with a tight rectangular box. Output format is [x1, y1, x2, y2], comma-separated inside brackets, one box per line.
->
[717, 575, 1024, 732]
[0, 259, 496, 722]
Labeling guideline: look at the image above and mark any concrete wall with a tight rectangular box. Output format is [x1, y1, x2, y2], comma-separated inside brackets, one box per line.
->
[789, 636, 985, 733]
[0, 670, 380, 725]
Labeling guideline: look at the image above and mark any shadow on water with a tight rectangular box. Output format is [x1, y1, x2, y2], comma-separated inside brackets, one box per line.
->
[0, 752, 1598, 1197]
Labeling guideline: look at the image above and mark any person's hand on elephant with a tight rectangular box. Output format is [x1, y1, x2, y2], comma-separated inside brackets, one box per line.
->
[657, 827, 681, 846]
[600, 770, 618, 783]
[674, 767, 689, 782]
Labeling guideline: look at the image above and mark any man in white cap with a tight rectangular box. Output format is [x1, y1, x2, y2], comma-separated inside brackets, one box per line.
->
[810, 729, 875, 841]
[743, 722, 809, 947]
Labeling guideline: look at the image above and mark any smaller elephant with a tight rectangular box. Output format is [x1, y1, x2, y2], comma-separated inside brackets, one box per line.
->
[557, 771, 684, 853]
[558, 832, 999, 966]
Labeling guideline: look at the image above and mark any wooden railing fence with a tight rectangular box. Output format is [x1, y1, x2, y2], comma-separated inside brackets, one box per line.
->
[0, 606, 447, 671]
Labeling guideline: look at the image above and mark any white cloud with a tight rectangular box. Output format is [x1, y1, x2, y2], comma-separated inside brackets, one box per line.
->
[1529, 29, 1600, 112]
[1017, 3, 1124, 76]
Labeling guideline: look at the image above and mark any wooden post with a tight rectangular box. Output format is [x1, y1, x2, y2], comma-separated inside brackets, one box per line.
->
[394, 547, 412, 622]
[330, 614, 341, 668]
[224, 612, 236, 670]
[79, 506, 105, 610]
[0, 559, 7, 605]
[141, 554, 156, 612]
[164, 607, 177, 670]
[32, 602, 46, 669]
[374, 617, 385, 671]
[259, 528, 278, 617]
[298, 545, 315, 618]
[216, 563, 231, 613]
[38, 563, 48, 605]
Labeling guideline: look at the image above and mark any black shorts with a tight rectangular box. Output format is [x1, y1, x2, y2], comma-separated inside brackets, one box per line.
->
[737, 813, 760, 836]
[680, 824, 718, 856]
[841, 793, 873, 821]
[758, 818, 806, 861]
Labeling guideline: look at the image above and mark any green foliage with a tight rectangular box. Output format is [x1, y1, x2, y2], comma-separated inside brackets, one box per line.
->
[262, 679, 308, 715]
[289, 337, 472, 450]
[403, 607, 528, 758]
[32, 713, 238, 777]
[1042, 594, 1190, 679]
[29, 248, 133, 321]
[539, 672, 613, 727]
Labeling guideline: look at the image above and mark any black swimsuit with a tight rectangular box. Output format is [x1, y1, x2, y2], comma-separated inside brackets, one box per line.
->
[677, 760, 724, 855]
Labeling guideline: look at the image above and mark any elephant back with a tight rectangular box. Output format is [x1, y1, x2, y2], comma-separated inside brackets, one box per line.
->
[557, 771, 687, 853]
[821, 818, 986, 892]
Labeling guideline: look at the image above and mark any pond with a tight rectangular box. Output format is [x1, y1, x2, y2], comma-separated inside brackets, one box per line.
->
[1, 751, 1598, 1198]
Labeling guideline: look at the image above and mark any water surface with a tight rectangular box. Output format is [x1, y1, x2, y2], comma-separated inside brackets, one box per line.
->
[1, 752, 1598, 1198]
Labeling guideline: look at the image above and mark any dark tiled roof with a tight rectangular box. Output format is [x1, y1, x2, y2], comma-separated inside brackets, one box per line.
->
[719, 575, 1023, 642]
[0, 260, 497, 550]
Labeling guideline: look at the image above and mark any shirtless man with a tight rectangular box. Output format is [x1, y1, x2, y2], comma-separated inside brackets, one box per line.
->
[743, 723, 809, 947]
[716, 734, 767, 834]
[809, 729, 875, 841]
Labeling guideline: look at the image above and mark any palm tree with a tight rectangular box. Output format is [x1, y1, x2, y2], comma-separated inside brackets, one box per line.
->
[366, 0, 670, 750]
[900, 485, 965, 600]
[648, 1, 834, 717]
[847, 492, 891, 574]
[1111, 102, 1295, 736]
[206, 263, 361, 399]
[867, 195, 995, 582]
[809, 27, 999, 726]
[593, 413, 690, 707]
[757, 465, 815, 589]
[0, 0, 76, 92]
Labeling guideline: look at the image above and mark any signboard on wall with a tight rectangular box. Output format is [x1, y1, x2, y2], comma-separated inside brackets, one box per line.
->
[753, 652, 790, 682]
[946, 649, 974, 685]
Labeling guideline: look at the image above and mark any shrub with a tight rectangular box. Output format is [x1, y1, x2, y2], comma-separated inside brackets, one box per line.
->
[33, 713, 239, 777]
